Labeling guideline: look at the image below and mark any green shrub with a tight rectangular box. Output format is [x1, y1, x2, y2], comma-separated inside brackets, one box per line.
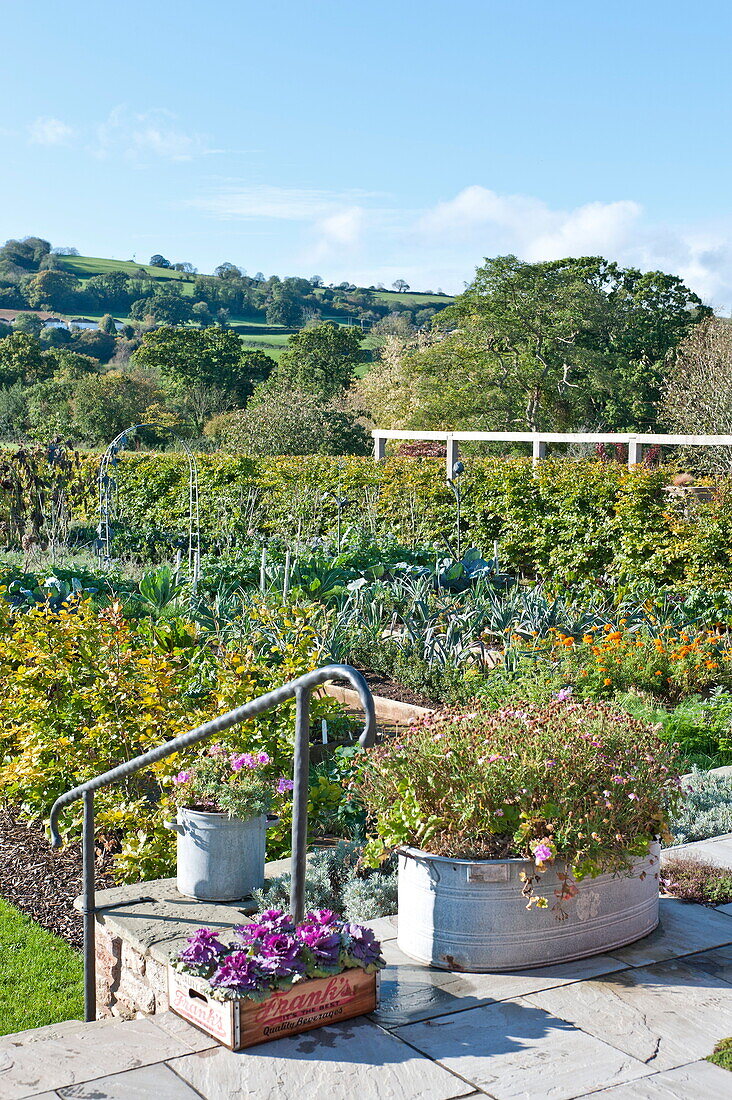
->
[5, 449, 732, 588]
[0, 596, 338, 881]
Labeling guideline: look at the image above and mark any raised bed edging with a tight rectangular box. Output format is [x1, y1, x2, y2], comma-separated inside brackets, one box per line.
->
[321, 683, 432, 726]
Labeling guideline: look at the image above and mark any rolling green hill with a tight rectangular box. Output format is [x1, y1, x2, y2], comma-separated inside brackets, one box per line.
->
[58, 254, 455, 309]
[58, 254, 198, 293]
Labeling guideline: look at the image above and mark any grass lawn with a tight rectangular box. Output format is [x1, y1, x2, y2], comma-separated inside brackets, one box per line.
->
[0, 898, 83, 1036]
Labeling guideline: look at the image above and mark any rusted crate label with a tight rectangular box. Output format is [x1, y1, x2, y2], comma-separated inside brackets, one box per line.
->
[467, 862, 510, 883]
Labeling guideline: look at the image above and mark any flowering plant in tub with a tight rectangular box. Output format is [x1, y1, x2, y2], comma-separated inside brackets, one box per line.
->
[172, 744, 294, 819]
[168, 909, 385, 1048]
[168, 745, 294, 901]
[357, 699, 684, 970]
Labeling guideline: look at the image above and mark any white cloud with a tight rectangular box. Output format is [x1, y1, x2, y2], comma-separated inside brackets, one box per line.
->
[186, 179, 732, 308]
[309, 206, 366, 263]
[188, 185, 377, 221]
[28, 116, 74, 146]
[95, 106, 219, 162]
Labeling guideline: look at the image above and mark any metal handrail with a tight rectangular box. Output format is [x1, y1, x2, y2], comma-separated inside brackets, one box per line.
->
[49, 663, 376, 1022]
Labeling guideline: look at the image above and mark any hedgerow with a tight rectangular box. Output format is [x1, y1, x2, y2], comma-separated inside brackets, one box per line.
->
[2, 449, 732, 588]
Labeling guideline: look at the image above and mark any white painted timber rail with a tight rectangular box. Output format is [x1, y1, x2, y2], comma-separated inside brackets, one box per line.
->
[371, 429, 732, 479]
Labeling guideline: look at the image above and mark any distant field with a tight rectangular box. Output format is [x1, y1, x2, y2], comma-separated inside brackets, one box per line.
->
[372, 289, 454, 307]
[58, 254, 198, 288]
[48, 257, 450, 369]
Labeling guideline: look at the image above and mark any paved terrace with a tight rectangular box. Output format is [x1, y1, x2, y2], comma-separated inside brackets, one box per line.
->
[3, 897, 732, 1099]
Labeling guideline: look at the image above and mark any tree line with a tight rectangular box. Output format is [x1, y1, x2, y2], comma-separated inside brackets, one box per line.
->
[0, 245, 721, 457]
[0, 237, 447, 331]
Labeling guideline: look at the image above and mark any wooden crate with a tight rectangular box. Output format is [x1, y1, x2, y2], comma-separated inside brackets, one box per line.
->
[168, 965, 379, 1050]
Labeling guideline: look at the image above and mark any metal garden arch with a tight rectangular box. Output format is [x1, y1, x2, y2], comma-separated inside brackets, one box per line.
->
[97, 424, 201, 581]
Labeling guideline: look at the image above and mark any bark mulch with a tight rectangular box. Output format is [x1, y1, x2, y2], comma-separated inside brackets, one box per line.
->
[0, 808, 115, 950]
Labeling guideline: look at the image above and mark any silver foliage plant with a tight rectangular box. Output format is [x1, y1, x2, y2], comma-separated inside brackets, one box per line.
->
[669, 768, 732, 845]
[254, 841, 398, 921]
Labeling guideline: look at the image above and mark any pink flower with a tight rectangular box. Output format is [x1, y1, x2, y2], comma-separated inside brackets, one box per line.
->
[627, 792, 639, 801]
[231, 753, 255, 771]
[257, 752, 271, 765]
[533, 843, 553, 863]
[173, 771, 191, 785]
[277, 777, 294, 794]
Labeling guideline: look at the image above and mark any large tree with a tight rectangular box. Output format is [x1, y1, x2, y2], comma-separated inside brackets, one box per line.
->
[134, 327, 274, 430]
[130, 291, 192, 326]
[662, 317, 732, 472]
[361, 255, 709, 432]
[23, 269, 81, 311]
[274, 320, 367, 398]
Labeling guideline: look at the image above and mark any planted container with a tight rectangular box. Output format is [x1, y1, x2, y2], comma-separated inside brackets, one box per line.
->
[167, 808, 267, 901]
[168, 911, 385, 1049]
[357, 698, 682, 973]
[169, 965, 378, 1050]
[397, 843, 660, 972]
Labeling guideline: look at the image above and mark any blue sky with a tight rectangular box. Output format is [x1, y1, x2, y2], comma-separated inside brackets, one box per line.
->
[3, 1, 732, 304]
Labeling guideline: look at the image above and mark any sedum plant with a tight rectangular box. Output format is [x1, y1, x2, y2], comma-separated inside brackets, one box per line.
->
[357, 699, 684, 895]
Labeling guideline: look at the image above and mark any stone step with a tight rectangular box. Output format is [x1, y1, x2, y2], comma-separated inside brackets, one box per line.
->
[662, 832, 732, 870]
[0, 1011, 216, 1099]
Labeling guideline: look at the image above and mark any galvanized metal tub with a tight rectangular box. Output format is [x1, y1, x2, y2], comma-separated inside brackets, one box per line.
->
[397, 842, 660, 971]
[167, 808, 267, 902]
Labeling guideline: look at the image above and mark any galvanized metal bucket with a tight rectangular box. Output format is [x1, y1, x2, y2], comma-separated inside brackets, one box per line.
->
[166, 808, 268, 901]
[397, 842, 660, 972]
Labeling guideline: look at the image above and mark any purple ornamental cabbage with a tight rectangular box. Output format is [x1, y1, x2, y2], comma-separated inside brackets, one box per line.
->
[304, 909, 341, 928]
[341, 922, 384, 968]
[256, 932, 307, 978]
[177, 928, 227, 969]
[297, 921, 342, 971]
[210, 951, 263, 994]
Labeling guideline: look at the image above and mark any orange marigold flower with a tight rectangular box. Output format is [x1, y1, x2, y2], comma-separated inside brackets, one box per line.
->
[603, 678, 612, 685]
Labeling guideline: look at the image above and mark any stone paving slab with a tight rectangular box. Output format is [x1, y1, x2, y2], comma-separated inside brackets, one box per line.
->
[394, 999, 655, 1099]
[374, 938, 629, 1028]
[608, 897, 732, 966]
[86, 859, 317, 965]
[87, 878, 259, 963]
[55, 1063, 203, 1099]
[0, 1016, 206, 1100]
[590, 1059, 732, 1097]
[168, 1018, 477, 1100]
[662, 833, 732, 870]
[7, 903, 732, 1099]
[524, 954, 732, 1070]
